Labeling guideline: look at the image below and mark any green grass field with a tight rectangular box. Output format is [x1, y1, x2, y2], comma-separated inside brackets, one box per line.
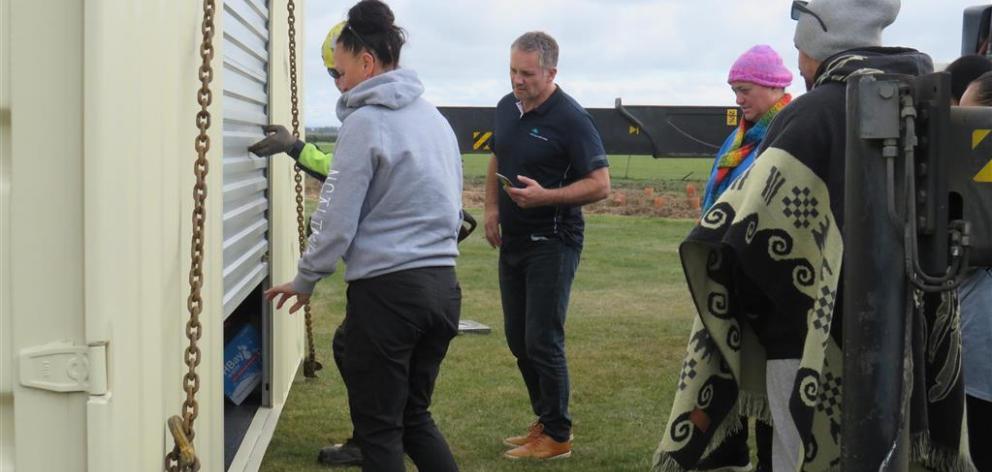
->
[460, 153, 711, 182]
[259, 213, 697, 471]
[312, 142, 712, 186]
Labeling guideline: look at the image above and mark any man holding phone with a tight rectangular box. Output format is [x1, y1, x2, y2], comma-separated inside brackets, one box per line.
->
[484, 31, 610, 460]
[495, 172, 515, 190]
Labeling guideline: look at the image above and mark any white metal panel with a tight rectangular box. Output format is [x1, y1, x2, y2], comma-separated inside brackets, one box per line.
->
[223, 0, 271, 319]
[1, 0, 14, 468]
[78, 1, 233, 469]
[3, 1, 304, 470]
[7, 0, 88, 470]
[265, 0, 307, 413]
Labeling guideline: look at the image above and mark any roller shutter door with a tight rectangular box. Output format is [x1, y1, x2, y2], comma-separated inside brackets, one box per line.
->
[221, 0, 270, 318]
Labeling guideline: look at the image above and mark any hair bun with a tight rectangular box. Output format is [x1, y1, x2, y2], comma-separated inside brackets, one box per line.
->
[347, 0, 395, 34]
[341, 0, 406, 67]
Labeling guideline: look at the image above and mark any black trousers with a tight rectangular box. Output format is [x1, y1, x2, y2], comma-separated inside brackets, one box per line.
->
[969, 394, 991, 472]
[332, 323, 355, 441]
[340, 267, 461, 472]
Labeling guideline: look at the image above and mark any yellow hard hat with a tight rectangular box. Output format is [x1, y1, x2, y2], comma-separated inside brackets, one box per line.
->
[322, 21, 347, 70]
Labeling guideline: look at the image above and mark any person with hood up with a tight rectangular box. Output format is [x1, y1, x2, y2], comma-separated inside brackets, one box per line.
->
[262, 1, 463, 471]
[652, 1, 973, 472]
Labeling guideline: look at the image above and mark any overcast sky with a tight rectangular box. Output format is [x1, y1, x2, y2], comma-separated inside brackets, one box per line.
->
[301, 0, 978, 127]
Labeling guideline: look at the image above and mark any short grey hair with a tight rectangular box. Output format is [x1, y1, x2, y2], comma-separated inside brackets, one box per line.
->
[511, 31, 559, 69]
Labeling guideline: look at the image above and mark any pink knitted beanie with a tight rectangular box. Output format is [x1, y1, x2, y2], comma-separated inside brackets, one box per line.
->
[727, 45, 793, 88]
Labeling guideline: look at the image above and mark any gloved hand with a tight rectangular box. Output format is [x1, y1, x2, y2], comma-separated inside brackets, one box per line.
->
[248, 124, 297, 156]
[458, 211, 477, 243]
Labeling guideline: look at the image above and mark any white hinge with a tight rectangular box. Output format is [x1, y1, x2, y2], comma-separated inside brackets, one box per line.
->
[19, 341, 108, 395]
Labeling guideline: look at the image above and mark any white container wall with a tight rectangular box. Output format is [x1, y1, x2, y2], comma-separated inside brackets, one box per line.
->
[0, 0, 12, 468]
[1, 0, 308, 470]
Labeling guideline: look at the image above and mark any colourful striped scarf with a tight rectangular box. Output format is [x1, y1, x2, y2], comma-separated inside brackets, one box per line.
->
[712, 94, 791, 189]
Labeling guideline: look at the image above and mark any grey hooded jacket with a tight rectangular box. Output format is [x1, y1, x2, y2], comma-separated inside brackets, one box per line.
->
[292, 68, 463, 293]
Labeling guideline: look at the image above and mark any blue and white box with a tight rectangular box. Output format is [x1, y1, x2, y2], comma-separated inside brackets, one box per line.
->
[223, 324, 263, 405]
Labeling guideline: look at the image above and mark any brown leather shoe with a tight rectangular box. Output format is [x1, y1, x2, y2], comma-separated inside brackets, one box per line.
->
[503, 433, 572, 460]
[503, 421, 543, 447]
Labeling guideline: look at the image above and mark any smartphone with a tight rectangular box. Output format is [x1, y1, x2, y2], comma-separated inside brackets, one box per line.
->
[495, 172, 515, 189]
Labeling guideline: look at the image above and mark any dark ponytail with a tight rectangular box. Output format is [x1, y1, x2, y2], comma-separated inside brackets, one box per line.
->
[338, 0, 406, 68]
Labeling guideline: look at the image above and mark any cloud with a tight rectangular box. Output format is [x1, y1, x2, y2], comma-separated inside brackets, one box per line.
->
[301, 0, 978, 126]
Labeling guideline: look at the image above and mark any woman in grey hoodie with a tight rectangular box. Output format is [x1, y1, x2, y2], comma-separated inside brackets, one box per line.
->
[265, 2, 463, 471]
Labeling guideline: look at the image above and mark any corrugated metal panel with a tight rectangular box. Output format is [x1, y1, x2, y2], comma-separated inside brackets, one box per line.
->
[222, 0, 270, 319]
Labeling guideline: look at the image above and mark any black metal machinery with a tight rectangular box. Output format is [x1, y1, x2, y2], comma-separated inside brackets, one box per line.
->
[438, 102, 737, 157]
[843, 71, 991, 472]
[842, 9, 992, 468]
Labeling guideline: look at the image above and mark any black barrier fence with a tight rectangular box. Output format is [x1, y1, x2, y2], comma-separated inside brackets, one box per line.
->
[439, 101, 739, 157]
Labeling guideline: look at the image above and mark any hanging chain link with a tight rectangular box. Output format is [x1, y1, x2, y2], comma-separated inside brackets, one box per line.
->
[287, 0, 322, 378]
[165, 1, 215, 470]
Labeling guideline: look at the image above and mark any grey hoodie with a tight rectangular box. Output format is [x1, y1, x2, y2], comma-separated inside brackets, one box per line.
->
[292, 69, 463, 293]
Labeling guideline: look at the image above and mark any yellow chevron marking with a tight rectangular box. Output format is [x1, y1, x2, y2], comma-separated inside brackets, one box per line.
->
[976, 159, 992, 183]
[974, 130, 992, 183]
[972, 129, 990, 150]
[472, 131, 492, 151]
[629, 126, 639, 135]
[971, 129, 992, 183]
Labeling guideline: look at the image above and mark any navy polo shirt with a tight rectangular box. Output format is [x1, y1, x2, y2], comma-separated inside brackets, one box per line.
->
[492, 86, 608, 247]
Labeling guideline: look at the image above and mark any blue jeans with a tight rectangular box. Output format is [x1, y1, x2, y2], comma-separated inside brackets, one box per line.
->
[499, 238, 581, 443]
[960, 268, 992, 472]
[961, 268, 992, 402]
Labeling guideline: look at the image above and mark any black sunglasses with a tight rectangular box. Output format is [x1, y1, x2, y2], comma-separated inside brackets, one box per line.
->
[791, 1, 828, 32]
[327, 23, 375, 81]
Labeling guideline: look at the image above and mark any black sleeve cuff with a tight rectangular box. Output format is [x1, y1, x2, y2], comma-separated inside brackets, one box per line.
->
[575, 155, 610, 177]
[288, 139, 306, 159]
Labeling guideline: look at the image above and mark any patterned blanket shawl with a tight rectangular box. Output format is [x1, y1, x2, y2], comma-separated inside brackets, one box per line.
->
[651, 145, 975, 471]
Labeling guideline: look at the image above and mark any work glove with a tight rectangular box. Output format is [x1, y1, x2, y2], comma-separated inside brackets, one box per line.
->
[248, 124, 298, 156]
[458, 211, 477, 243]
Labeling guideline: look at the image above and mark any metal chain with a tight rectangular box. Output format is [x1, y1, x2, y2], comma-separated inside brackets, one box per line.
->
[165, 0, 215, 470]
[287, 0, 321, 378]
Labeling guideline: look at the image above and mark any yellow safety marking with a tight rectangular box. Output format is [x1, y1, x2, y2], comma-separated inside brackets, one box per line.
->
[976, 160, 992, 183]
[974, 129, 992, 183]
[629, 125, 640, 135]
[726, 109, 738, 126]
[972, 129, 990, 149]
[472, 131, 492, 151]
